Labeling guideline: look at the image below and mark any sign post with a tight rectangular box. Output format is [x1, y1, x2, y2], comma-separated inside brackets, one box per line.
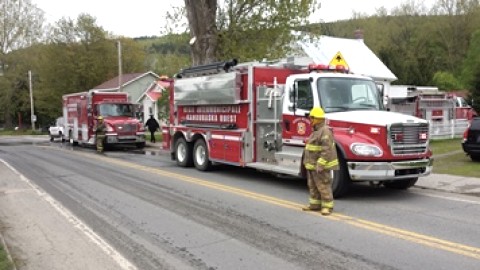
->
[29, 70, 36, 131]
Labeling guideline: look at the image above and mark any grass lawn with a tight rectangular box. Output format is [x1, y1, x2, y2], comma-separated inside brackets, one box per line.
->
[0, 245, 13, 270]
[429, 138, 463, 156]
[433, 151, 480, 177]
[429, 138, 480, 177]
[0, 129, 45, 136]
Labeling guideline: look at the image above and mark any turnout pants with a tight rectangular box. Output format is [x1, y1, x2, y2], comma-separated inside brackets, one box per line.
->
[96, 135, 105, 152]
[306, 170, 334, 209]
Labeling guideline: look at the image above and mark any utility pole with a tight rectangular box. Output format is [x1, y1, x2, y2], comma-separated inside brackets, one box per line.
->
[28, 70, 36, 131]
[117, 40, 122, 91]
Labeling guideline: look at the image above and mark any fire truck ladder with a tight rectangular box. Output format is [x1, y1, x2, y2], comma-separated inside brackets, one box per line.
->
[249, 81, 303, 177]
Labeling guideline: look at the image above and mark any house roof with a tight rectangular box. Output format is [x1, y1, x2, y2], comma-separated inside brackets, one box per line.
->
[298, 35, 397, 82]
[92, 71, 160, 91]
[138, 79, 171, 103]
[147, 91, 162, 101]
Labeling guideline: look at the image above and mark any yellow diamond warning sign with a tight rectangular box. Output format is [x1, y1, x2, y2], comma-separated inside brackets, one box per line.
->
[329, 51, 349, 69]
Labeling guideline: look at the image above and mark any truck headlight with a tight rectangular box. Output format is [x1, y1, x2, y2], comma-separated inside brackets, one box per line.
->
[137, 122, 145, 132]
[106, 124, 114, 132]
[351, 143, 383, 157]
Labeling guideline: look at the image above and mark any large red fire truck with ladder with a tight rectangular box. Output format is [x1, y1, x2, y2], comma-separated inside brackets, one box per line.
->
[162, 58, 433, 197]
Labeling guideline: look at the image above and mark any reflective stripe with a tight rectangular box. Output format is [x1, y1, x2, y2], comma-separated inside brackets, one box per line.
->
[322, 200, 334, 209]
[317, 158, 338, 168]
[309, 197, 322, 205]
[305, 144, 322, 151]
[305, 163, 316, 170]
[317, 158, 327, 165]
[324, 159, 339, 168]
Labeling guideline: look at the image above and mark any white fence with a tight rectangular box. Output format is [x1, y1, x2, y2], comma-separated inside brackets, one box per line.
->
[429, 119, 468, 140]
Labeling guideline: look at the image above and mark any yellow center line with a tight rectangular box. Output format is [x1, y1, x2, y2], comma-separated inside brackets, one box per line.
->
[45, 147, 480, 260]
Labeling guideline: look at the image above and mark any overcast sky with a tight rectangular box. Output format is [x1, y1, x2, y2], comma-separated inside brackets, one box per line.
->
[31, 0, 435, 38]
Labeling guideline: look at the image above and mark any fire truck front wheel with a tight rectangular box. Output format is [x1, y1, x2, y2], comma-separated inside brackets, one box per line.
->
[332, 155, 351, 198]
[193, 139, 211, 171]
[175, 137, 193, 167]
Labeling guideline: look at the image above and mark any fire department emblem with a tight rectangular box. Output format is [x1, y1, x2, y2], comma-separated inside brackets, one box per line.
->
[297, 122, 306, 135]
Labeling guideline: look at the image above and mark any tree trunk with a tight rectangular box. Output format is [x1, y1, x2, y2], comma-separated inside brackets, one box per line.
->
[184, 0, 218, 66]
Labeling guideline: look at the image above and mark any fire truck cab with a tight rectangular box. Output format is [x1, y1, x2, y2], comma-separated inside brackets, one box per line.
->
[163, 59, 433, 197]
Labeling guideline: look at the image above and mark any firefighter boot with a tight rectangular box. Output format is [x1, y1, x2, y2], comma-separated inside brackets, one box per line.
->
[320, 208, 332, 216]
[302, 205, 321, 211]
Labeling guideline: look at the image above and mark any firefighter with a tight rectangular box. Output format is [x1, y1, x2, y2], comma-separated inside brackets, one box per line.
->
[145, 114, 160, 143]
[95, 115, 107, 153]
[302, 107, 339, 216]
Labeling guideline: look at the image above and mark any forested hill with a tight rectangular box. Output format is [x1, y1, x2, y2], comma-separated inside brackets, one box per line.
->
[137, 13, 480, 91]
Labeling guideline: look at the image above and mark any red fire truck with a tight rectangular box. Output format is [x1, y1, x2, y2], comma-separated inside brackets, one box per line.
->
[162, 59, 433, 197]
[386, 86, 478, 122]
[62, 91, 146, 149]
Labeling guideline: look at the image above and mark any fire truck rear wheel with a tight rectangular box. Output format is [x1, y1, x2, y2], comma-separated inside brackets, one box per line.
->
[193, 139, 211, 171]
[175, 137, 193, 167]
[383, 178, 418, 189]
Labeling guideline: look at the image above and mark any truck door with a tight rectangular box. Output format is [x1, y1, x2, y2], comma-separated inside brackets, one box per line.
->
[282, 79, 314, 144]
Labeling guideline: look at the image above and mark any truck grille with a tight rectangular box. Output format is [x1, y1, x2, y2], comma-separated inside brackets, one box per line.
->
[115, 124, 136, 134]
[389, 123, 429, 155]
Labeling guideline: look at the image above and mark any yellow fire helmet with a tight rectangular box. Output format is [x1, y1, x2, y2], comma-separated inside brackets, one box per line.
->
[309, 107, 325, 119]
[97, 115, 104, 120]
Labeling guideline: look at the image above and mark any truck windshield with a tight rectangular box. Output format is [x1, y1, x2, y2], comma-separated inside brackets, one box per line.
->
[317, 77, 382, 113]
[98, 104, 134, 117]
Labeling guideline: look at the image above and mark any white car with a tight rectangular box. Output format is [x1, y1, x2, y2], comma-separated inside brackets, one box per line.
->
[49, 117, 65, 142]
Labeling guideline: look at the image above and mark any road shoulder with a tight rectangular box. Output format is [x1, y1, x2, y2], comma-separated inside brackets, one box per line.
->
[0, 160, 135, 270]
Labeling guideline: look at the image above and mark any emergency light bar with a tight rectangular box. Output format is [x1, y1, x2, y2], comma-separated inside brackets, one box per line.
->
[308, 64, 349, 73]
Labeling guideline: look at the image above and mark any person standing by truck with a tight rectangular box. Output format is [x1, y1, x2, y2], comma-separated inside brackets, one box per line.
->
[95, 116, 107, 153]
[302, 107, 339, 216]
[145, 115, 160, 143]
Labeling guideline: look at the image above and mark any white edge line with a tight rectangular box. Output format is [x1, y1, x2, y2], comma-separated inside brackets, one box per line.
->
[411, 188, 480, 205]
[0, 159, 137, 270]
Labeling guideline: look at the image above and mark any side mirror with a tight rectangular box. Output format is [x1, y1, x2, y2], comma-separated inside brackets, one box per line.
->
[292, 82, 298, 113]
[376, 83, 384, 97]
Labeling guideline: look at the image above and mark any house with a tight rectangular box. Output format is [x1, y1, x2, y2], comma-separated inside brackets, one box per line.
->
[137, 79, 171, 124]
[91, 71, 160, 103]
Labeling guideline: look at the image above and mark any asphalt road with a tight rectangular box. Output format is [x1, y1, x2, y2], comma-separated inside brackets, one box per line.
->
[1, 136, 480, 269]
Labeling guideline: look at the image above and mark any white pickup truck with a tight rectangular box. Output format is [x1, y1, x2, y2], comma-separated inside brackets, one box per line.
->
[48, 117, 65, 142]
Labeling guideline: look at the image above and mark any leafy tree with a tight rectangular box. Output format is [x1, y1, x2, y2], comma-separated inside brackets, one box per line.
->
[138, 34, 191, 76]
[181, 0, 319, 65]
[430, 0, 480, 71]
[34, 14, 147, 124]
[461, 30, 480, 112]
[0, 0, 45, 128]
[157, 83, 171, 122]
[432, 71, 463, 90]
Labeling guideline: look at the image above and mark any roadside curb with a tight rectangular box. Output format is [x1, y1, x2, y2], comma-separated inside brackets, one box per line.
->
[416, 173, 480, 196]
